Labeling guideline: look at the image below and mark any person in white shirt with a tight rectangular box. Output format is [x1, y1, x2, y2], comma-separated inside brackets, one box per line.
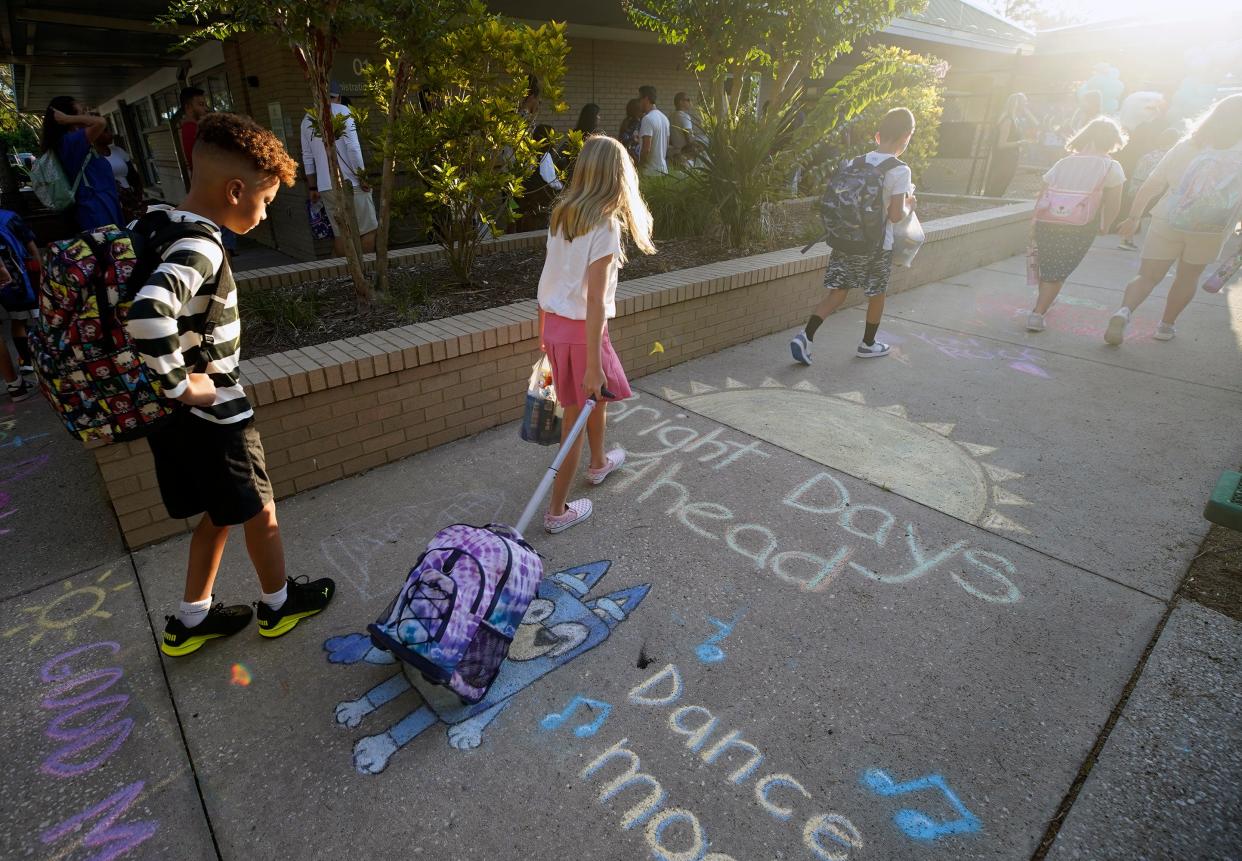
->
[1108, 94, 1242, 344]
[1025, 118, 1127, 332]
[93, 126, 143, 222]
[536, 136, 657, 534]
[300, 84, 377, 255]
[637, 85, 670, 176]
[668, 92, 700, 168]
[790, 108, 917, 365]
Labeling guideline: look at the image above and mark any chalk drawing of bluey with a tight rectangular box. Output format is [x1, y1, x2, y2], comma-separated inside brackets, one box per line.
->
[324, 560, 649, 774]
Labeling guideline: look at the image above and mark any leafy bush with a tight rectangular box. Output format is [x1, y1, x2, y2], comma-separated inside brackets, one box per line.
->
[640, 172, 718, 240]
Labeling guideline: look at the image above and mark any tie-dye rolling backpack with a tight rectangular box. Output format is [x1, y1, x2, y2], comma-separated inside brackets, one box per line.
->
[368, 523, 544, 704]
[30, 212, 224, 445]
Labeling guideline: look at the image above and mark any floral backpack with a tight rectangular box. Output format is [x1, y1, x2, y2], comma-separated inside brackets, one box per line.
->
[30, 211, 229, 445]
[1165, 148, 1242, 234]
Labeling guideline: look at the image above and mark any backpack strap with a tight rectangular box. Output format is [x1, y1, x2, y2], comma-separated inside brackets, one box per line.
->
[132, 212, 232, 374]
[876, 156, 905, 174]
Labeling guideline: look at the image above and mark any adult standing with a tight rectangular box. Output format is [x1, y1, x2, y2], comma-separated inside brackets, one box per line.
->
[618, 99, 644, 165]
[300, 84, 377, 256]
[984, 93, 1038, 198]
[1107, 95, 1242, 344]
[178, 87, 208, 175]
[668, 92, 699, 167]
[179, 86, 237, 254]
[94, 126, 144, 223]
[41, 97, 120, 232]
[637, 85, 670, 176]
[573, 103, 602, 137]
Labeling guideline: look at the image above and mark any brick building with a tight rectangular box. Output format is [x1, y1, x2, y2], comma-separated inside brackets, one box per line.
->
[5, 0, 1031, 260]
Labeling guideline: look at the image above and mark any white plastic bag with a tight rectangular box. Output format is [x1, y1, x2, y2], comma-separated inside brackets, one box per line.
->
[892, 210, 925, 268]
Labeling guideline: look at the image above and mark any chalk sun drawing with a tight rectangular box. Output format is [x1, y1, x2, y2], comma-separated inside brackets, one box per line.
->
[4, 570, 132, 645]
[325, 560, 649, 774]
[658, 378, 1031, 534]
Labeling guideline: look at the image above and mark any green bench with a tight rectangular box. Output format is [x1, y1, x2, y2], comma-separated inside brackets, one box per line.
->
[1204, 471, 1242, 532]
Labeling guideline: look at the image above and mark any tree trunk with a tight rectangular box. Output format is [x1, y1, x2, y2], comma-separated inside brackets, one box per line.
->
[308, 42, 371, 310]
[374, 59, 410, 295]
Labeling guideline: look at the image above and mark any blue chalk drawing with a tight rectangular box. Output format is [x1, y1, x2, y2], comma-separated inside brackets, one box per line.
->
[695, 610, 745, 663]
[861, 768, 982, 842]
[540, 695, 612, 738]
[325, 560, 649, 774]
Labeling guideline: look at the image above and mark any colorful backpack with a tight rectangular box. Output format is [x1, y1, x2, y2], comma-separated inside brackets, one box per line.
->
[1034, 156, 1112, 226]
[30, 211, 228, 445]
[1166, 149, 1242, 234]
[819, 155, 904, 254]
[368, 523, 544, 704]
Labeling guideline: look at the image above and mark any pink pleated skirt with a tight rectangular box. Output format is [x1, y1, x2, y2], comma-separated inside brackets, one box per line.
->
[542, 313, 632, 408]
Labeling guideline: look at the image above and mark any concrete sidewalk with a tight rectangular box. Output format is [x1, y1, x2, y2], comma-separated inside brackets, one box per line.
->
[1, 237, 1239, 860]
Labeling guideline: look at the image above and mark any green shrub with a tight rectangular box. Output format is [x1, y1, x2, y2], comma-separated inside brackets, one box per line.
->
[640, 172, 718, 240]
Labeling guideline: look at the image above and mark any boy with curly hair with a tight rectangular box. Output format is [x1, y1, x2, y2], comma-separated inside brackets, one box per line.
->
[127, 113, 336, 656]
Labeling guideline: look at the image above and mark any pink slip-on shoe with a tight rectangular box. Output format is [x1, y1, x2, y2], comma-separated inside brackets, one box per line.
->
[586, 449, 626, 486]
[545, 499, 593, 534]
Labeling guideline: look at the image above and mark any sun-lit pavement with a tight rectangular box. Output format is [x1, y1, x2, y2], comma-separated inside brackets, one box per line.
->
[2, 237, 1239, 860]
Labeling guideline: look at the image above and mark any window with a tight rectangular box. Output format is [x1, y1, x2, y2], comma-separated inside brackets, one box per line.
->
[193, 67, 234, 113]
[128, 100, 160, 187]
[152, 86, 180, 124]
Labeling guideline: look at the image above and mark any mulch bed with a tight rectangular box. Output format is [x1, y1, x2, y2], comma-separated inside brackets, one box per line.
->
[241, 199, 989, 358]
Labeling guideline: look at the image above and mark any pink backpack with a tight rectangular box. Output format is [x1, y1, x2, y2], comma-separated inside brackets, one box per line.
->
[1034, 156, 1113, 226]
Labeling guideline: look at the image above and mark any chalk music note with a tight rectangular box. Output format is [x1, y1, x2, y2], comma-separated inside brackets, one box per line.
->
[540, 695, 612, 738]
[861, 768, 982, 842]
[695, 611, 745, 663]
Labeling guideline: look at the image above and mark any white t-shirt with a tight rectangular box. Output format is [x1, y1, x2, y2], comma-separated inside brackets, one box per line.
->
[1041, 154, 1125, 194]
[864, 151, 914, 250]
[106, 146, 132, 189]
[537, 219, 623, 320]
[640, 108, 670, 175]
[669, 109, 694, 154]
[299, 103, 366, 191]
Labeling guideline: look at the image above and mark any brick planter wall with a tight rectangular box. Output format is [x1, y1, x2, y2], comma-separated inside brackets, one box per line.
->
[97, 201, 1032, 548]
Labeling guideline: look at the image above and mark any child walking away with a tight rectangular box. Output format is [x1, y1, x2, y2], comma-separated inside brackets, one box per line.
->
[1025, 118, 1126, 332]
[1108, 95, 1242, 345]
[791, 108, 916, 364]
[537, 135, 656, 534]
[1118, 126, 1182, 251]
[125, 113, 336, 656]
[0, 208, 40, 401]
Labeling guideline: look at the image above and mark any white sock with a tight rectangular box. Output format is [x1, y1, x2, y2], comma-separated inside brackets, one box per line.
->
[261, 583, 287, 611]
[177, 598, 212, 629]
[1114, 306, 1131, 319]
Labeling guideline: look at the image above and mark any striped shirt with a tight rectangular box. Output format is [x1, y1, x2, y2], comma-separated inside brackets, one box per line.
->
[126, 211, 253, 425]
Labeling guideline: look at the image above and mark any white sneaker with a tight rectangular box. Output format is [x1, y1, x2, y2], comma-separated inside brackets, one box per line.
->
[856, 341, 891, 358]
[1104, 308, 1130, 345]
[1026, 312, 1046, 332]
[1154, 322, 1176, 341]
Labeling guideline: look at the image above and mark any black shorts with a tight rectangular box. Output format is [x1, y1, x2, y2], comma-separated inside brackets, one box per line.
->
[147, 412, 273, 526]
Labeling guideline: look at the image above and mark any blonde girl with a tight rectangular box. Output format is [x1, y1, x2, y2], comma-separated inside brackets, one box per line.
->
[537, 135, 656, 534]
[1026, 118, 1127, 332]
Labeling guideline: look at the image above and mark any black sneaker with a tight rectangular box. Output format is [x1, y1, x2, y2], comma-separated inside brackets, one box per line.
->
[256, 576, 335, 639]
[161, 603, 253, 657]
[6, 380, 32, 403]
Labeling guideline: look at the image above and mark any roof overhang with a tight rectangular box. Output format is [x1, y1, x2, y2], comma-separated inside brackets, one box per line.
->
[3, 3, 194, 112]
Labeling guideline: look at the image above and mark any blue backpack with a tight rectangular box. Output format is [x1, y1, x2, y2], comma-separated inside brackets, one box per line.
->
[0, 210, 36, 314]
[818, 155, 904, 254]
